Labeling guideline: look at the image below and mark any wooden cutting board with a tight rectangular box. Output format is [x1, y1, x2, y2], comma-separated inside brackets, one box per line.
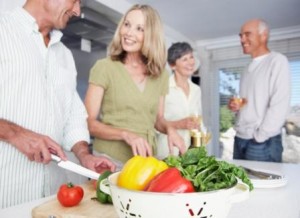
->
[31, 181, 118, 218]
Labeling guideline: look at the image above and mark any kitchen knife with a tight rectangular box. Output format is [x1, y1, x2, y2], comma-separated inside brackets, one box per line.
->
[242, 166, 282, 180]
[51, 154, 100, 180]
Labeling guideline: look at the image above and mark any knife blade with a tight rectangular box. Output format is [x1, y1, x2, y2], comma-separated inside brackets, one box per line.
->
[242, 166, 282, 180]
[51, 154, 100, 180]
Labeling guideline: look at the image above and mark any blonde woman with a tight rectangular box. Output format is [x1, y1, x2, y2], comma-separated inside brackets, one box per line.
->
[84, 5, 185, 167]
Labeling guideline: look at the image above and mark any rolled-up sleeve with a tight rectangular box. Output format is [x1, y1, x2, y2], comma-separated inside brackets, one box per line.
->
[62, 91, 90, 151]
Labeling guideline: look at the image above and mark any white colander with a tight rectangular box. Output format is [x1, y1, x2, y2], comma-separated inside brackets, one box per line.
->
[100, 172, 249, 218]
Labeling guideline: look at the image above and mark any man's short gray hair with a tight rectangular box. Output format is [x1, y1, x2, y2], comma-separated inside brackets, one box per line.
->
[258, 20, 269, 35]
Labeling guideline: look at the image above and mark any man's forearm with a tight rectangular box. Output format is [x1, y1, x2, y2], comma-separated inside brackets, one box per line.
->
[71, 141, 91, 161]
[0, 119, 22, 143]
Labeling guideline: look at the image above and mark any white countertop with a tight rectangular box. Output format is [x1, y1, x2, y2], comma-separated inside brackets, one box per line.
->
[1, 159, 300, 218]
[227, 159, 300, 218]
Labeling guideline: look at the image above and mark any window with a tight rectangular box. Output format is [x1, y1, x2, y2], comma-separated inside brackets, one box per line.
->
[218, 67, 243, 133]
[219, 67, 243, 106]
[290, 61, 300, 106]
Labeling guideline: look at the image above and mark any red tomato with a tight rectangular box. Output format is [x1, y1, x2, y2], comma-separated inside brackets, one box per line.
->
[57, 182, 84, 207]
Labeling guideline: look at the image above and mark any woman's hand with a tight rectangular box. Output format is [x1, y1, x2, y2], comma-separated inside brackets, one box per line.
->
[179, 117, 199, 130]
[167, 127, 186, 155]
[121, 131, 152, 157]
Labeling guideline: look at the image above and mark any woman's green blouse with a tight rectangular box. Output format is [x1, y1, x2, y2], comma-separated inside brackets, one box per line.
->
[89, 57, 169, 163]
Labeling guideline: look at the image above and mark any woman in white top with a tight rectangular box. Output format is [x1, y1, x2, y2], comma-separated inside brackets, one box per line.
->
[156, 42, 203, 159]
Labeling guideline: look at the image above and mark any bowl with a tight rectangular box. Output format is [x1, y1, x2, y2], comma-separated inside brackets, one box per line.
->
[100, 172, 249, 218]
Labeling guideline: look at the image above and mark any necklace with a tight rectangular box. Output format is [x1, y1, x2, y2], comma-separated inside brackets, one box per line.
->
[126, 61, 144, 69]
[124, 62, 147, 84]
[131, 62, 140, 68]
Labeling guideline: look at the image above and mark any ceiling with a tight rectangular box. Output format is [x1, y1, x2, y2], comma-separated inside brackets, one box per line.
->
[125, 0, 300, 42]
[62, 0, 300, 50]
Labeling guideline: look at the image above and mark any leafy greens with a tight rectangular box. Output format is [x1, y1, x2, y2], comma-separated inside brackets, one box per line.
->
[164, 147, 254, 192]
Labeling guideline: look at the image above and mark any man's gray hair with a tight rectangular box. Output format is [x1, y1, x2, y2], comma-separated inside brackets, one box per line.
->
[258, 20, 269, 35]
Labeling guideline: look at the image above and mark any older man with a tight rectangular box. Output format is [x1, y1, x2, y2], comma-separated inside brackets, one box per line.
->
[228, 19, 291, 162]
[0, 0, 115, 208]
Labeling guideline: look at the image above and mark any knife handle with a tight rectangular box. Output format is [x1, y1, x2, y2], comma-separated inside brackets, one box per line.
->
[51, 154, 61, 162]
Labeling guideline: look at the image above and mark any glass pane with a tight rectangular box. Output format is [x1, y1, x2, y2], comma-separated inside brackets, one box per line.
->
[219, 67, 244, 132]
[219, 66, 244, 160]
[290, 61, 300, 107]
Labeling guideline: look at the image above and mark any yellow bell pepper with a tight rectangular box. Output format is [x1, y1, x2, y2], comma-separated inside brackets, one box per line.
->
[117, 156, 168, 191]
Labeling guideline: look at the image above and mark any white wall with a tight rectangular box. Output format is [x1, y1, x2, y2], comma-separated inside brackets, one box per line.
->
[0, 0, 25, 12]
[95, 0, 195, 47]
[72, 49, 107, 100]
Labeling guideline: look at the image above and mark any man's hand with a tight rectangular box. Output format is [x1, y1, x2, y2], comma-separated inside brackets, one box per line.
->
[79, 153, 116, 174]
[72, 142, 116, 173]
[228, 97, 241, 112]
[0, 119, 66, 163]
[228, 96, 247, 112]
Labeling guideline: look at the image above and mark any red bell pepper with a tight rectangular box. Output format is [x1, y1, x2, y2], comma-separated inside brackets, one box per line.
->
[144, 168, 195, 193]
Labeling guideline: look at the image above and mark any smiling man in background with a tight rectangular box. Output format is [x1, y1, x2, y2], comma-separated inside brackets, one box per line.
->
[0, 0, 115, 208]
[228, 19, 291, 162]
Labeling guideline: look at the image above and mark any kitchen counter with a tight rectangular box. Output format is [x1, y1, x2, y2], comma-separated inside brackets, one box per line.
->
[1, 159, 300, 218]
[227, 159, 300, 218]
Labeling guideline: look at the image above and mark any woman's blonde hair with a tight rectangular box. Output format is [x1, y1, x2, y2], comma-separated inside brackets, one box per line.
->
[108, 4, 167, 77]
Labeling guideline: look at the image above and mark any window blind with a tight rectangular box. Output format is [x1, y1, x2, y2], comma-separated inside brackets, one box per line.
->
[290, 60, 300, 106]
